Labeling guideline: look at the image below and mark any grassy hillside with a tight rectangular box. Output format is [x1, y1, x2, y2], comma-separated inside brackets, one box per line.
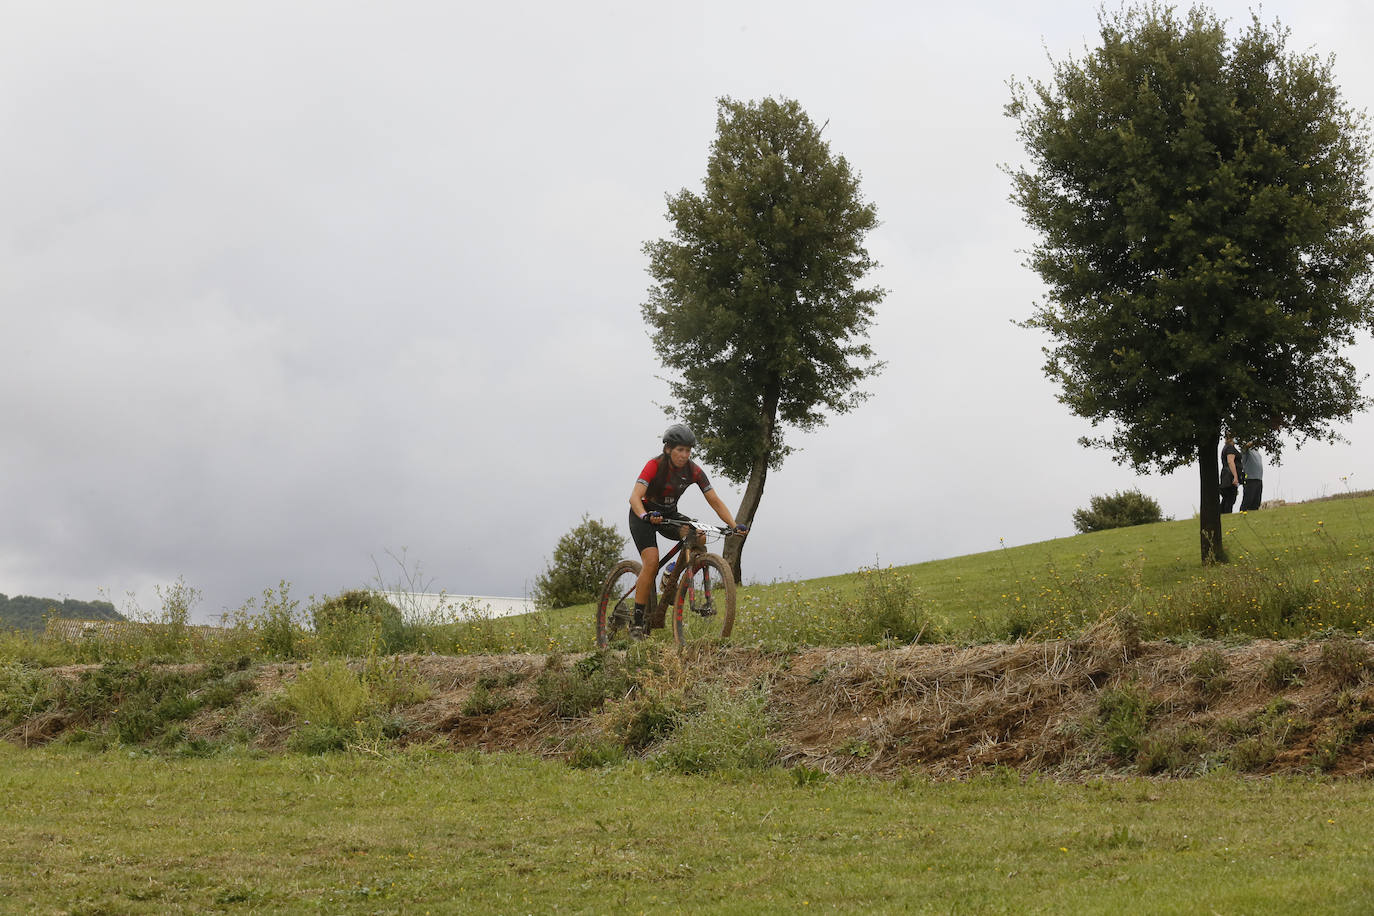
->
[741, 491, 1374, 643]
[0, 494, 1369, 664]
[0, 593, 124, 633]
[433, 493, 1374, 654]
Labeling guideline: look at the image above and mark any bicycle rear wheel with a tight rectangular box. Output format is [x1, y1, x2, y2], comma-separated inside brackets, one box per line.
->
[673, 553, 736, 647]
[596, 560, 642, 649]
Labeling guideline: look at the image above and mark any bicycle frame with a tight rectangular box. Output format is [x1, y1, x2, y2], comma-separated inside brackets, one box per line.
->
[596, 516, 740, 647]
[610, 519, 728, 628]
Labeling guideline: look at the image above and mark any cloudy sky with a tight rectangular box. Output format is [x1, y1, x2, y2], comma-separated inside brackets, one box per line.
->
[4, 0, 1372, 623]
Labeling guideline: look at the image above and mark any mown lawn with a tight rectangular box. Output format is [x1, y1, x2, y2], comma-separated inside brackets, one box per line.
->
[4, 742, 1373, 914]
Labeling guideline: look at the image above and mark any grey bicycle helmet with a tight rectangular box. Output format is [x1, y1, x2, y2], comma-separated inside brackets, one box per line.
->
[662, 423, 696, 448]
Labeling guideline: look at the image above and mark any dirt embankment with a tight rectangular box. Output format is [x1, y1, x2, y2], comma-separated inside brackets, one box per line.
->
[14, 629, 1374, 778]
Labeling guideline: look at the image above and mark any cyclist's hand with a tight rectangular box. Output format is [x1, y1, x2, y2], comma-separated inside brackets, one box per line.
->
[642, 511, 663, 524]
[734, 523, 750, 536]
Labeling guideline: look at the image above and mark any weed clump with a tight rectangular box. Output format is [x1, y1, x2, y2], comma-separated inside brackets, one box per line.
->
[652, 684, 777, 774]
[536, 652, 632, 718]
[1263, 651, 1304, 691]
[1187, 649, 1232, 696]
[1135, 728, 1208, 775]
[462, 684, 509, 717]
[285, 660, 371, 730]
[1319, 638, 1369, 686]
[1092, 684, 1152, 761]
[849, 567, 940, 645]
[566, 737, 627, 769]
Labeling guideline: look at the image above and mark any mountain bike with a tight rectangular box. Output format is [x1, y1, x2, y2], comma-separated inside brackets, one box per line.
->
[596, 517, 739, 649]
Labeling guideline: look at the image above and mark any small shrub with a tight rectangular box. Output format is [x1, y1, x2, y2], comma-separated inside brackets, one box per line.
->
[476, 671, 525, 690]
[533, 515, 627, 609]
[196, 671, 256, 710]
[363, 656, 432, 709]
[840, 738, 873, 759]
[1072, 489, 1167, 533]
[846, 567, 939, 645]
[311, 591, 405, 657]
[1093, 825, 1145, 850]
[615, 692, 682, 751]
[258, 582, 303, 659]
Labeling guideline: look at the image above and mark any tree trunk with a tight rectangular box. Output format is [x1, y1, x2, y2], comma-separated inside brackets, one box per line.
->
[724, 448, 769, 584]
[722, 391, 779, 584]
[1197, 434, 1225, 564]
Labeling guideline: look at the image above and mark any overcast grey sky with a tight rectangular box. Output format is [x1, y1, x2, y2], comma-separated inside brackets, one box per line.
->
[3, 0, 1372, 623]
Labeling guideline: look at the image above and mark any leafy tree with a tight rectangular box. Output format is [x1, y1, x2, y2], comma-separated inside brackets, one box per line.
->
[534, 515, 627, 609]
[1072, 489, 1168, 533]
[1007, 5, 1374, 562]
[643, 96, 885, 579]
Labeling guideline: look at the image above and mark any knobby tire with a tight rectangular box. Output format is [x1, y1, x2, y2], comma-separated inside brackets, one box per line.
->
[673, 552, 736, 647]
[596, 559, 642, 649]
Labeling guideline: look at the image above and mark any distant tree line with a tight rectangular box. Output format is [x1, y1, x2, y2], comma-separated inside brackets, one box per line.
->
[0, 593, 125, 632]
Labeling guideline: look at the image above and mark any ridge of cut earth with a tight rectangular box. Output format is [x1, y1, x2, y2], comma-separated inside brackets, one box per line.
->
[12, 628, 1374, 779]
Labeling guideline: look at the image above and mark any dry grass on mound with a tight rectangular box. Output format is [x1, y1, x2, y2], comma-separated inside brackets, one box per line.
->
[10, 634, 1374, 779]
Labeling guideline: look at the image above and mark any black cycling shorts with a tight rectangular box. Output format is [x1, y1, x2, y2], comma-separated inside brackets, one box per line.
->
[627, 508, 690, 554]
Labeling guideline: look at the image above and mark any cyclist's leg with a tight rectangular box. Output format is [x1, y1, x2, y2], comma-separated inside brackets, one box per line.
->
[635, 545, 658, 606]
[627, 510, 661, 626]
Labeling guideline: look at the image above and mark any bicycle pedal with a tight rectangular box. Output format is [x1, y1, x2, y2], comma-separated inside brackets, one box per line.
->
[629, 624, 648, 641]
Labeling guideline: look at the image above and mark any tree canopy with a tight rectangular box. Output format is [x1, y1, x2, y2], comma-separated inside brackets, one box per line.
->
[1007, 4, 1374, 561]
[643, 96, 884, 577]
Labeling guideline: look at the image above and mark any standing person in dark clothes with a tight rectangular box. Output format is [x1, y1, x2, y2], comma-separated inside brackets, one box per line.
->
[1239, 442, 1265, 511]
[1220, 435, 1242, 514]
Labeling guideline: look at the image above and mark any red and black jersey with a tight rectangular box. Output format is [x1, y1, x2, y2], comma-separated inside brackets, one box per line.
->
[636, 455, 713, 511]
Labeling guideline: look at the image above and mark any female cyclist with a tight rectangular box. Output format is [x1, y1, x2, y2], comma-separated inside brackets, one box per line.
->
[627, 423, 747, 633]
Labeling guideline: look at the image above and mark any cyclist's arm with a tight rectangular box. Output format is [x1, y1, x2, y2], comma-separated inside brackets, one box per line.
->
[704, 488, 738, 528]
[630, 482, 651, 518]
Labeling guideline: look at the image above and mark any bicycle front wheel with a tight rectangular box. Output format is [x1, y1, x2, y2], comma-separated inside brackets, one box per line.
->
[597, 559, 642, 649]
[673, 553, 736, 647]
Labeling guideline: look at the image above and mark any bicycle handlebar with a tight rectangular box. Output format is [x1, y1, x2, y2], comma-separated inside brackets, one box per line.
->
[652, 516, 745, 538]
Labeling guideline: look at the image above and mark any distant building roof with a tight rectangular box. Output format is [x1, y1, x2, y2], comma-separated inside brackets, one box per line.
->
[376, 592, 536, 620]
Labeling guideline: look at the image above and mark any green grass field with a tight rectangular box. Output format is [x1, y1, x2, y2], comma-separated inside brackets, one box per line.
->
[4, 742, 1374, 914]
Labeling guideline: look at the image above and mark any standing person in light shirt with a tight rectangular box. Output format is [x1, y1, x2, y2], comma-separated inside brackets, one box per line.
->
[1239, 442, 1265, 511]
